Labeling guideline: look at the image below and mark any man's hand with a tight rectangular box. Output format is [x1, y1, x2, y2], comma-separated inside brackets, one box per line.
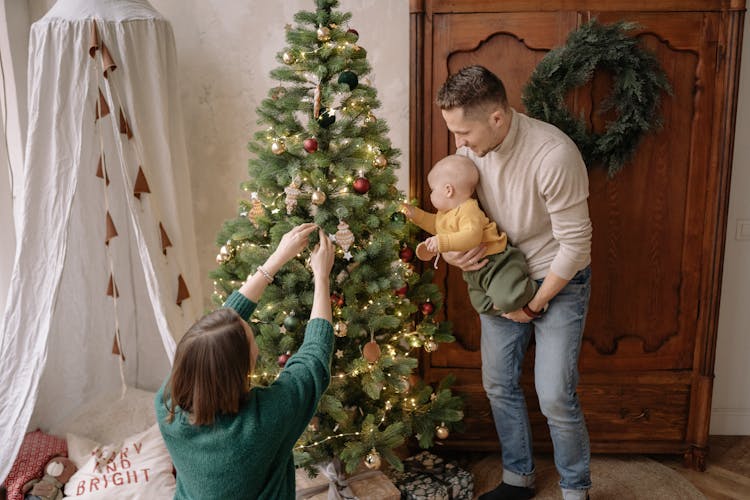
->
[441, 244, 488, 272]
[502, 308, 533, 323]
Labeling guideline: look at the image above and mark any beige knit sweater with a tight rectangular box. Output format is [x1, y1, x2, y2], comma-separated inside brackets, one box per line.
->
[458, 109, 592, 280]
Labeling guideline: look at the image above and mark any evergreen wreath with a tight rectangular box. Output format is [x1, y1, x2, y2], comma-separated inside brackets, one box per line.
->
[521, 20, 671, 177]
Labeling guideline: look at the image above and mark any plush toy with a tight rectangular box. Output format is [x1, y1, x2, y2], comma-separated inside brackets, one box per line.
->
[21, 456, 77, 500]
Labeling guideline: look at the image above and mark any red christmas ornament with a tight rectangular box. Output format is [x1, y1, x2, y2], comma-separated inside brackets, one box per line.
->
[347, 28, 359, 41]
[303, 137, 319, 153]
[363, 341, 381, 363]
[399, 246, 414, 262]
[330, 293, 345, 307]
[420, 301, 435, 315]
[394, 284, 408, 297]
[278, 351, 291, 367]
[353, 177, 370, 194]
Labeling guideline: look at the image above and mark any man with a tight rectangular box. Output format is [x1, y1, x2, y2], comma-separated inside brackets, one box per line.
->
[437, 65, 592, 500]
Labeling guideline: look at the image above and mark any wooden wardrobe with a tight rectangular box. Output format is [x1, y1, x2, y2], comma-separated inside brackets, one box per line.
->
[409, 0, 745, 469]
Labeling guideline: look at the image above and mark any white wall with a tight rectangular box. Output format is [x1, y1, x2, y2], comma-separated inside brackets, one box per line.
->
[14, 1, 750, 434]
[146, 0, 410, 304]
[710, 15, 750, 435]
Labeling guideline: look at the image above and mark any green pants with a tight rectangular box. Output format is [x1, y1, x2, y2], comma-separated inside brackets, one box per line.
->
[463, 245, 537, 315]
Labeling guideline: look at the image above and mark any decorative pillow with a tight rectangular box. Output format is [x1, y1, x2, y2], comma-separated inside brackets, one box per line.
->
[63, 424, 175, 499]
[50, 387, 157, 445]
[3, 429, 67, 500]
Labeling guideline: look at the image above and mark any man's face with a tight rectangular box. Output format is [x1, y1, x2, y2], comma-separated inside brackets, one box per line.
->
[441, 106, 503, 157]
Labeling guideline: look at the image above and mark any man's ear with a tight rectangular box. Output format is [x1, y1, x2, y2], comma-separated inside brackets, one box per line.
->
[489, 108, 505, 129]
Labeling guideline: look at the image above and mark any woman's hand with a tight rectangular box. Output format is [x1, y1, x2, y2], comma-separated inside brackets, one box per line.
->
[310, 228, 335, 322]
[442, 244, 488, 272]
[266, 223, 318, 273]
[310, 228, 335, 279]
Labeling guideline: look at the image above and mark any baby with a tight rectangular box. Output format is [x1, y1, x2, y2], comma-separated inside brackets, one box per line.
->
[403, 154, 537, 315]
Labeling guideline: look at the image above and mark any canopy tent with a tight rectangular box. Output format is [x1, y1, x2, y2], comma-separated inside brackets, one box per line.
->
[0, 0, 202, 478]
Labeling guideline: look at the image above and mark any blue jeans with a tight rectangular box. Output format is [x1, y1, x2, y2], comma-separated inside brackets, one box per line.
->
[480, 266, 592, 500]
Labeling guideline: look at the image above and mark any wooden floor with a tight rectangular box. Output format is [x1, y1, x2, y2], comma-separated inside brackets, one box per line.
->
[650, 435, 750, 500]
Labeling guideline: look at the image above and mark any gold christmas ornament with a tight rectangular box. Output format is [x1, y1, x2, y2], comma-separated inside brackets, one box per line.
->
[316, 26, 331, 41]
[284, 181, 301, 214]
[311, 190, 327, 205]
[424, 339, 438, 353]
[364, 112, 376, 124]
[334, 321, 348, 337]
[271, 140, 286, 155]
[373, 154, 387, 168]
[364, 449, 381, 470]
[282, 51, 295, 64]
[436, 423, 450, 440]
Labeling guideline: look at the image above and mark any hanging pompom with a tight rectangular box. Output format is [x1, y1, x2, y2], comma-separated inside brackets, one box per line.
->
[363, 341, 381, 363]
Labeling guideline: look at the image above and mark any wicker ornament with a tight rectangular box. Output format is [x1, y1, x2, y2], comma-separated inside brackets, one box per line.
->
[248, 192, 263, 227]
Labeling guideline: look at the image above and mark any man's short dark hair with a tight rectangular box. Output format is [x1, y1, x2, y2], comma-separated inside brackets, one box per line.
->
[436, 65, 509, 113]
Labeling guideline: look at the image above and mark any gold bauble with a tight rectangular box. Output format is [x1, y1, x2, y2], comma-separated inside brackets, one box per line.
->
[334, 321, 348, 337]
[219, 245, 229, 256]
[317, 26, 331, 41]
[271, 140, 286, 155]
[364, 112, 376, 124]
[424, 339, 438, 352]
[311, 190, 327, 205]
[282, 51, 295, 64]
[435, 423, 450, 440]
[364, 449, 381, 470]
[373, 154, 387, 168]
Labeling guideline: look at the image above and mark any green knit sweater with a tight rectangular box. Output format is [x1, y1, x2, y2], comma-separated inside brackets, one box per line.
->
[155, 291, 334, 499]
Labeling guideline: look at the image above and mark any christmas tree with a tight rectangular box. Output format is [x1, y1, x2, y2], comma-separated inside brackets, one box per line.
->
[210, 0, 463, 473]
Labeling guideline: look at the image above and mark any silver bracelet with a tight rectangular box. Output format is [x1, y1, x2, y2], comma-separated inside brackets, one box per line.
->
[257, 265, 274, 284]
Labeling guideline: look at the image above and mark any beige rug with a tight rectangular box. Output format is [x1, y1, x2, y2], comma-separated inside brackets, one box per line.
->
[469, 454, 706, 499]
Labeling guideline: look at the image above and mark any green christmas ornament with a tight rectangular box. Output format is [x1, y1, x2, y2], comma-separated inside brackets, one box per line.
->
[317, 107, 336, 128]
[283, 313, 301, 332]
[338, 71, 358, 90]
[391, 212, 406, 224]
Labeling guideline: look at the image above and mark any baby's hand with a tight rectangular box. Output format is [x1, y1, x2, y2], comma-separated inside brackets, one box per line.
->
[425, 236, 438, 253]
[400, 203, 414, 219]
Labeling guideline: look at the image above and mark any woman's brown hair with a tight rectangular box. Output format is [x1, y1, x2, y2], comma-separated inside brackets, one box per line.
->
[164, 308, 251, 426]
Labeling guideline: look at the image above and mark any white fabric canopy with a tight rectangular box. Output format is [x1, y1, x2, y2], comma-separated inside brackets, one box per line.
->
[0, 0, 202, 479]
